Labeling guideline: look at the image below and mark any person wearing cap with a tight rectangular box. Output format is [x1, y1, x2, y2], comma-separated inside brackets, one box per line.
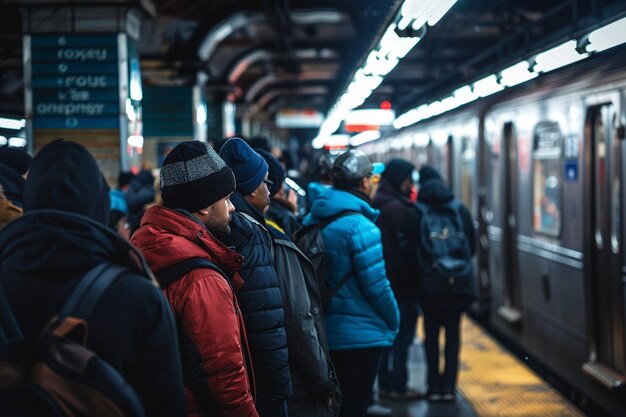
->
[372, 159, 424, 402]
[130, 141, 258, 417]
[302, 150, 399, 417]
[0, 139, 186, 417]
[219, 138, 292, 417]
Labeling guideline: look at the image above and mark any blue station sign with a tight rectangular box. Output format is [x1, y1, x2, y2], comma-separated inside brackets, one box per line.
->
[31, 34, 120, 129]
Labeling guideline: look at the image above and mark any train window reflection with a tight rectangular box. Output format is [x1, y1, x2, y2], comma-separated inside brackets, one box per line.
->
[611, 131, 621, 251]
[532, 122, 562, 236]
[594, 114, 606, 246]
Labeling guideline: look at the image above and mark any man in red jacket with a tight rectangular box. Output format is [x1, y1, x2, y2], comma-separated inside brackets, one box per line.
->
[131, 141, 258, 417]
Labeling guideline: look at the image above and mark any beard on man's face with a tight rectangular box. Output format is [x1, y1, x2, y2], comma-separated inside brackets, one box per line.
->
[205, 218, 231, 241]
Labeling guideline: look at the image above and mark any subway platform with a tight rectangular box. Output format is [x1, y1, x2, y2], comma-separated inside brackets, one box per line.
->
[374, 317, 586, 417]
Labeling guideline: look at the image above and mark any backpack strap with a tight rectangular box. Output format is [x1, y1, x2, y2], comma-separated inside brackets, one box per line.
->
[155, 258, 228, 289]
[58, 263, 128, 320]
[323, 267, 354, 310]
[319, 210, 360, 229]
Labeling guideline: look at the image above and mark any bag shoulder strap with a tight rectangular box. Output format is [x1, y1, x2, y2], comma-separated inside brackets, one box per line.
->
[59, 263, 128, 320]
[155, 257, 228, 289]
[319, 210, 361, 230]
[323, 267, 354, 310]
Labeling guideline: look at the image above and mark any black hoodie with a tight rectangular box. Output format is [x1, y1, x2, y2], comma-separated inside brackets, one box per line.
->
[0, 140, 185, 417]
[416, 178, 476, 310]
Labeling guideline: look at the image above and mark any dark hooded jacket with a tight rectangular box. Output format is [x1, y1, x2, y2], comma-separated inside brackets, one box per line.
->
[0, 140, 185, 417]
[267, 196, 301, 238]
[221, 191, 292, 404]
[416, 178, 476, 311]
[265, 224, 341, 417]
[0, 162, 25, 207]
[373, 179, 421, 301]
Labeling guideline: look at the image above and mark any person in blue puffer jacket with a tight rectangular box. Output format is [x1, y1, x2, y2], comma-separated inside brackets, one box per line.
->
[303, 150, 399, 417]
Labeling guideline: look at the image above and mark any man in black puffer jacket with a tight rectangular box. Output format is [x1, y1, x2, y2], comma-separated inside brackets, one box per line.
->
[0, 140, 186, 417]
[220, 138, 292, 417]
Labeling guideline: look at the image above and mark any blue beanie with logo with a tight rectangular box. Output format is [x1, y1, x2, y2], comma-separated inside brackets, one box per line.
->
[219, 138, 268, 196]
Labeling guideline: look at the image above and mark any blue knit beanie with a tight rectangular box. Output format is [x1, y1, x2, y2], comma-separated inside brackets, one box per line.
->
[219, 138, 268, 196]
[254, 148, 285, 197]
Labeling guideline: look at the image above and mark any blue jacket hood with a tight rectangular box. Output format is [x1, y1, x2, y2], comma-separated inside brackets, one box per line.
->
[304, 187, 379, 225]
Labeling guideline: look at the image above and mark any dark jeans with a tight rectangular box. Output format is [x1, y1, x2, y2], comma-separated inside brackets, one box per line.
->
[378, 301, 420, 393]
[331, 347, 383, 417]
[423, 309, 462, 393]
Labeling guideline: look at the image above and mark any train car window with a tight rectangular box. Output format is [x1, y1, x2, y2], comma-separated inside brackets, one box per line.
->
[611, 122, 621, 252]
[594, 114, 607, 246]
[461, 135, 476, 210]
[532, 122, 563, 237]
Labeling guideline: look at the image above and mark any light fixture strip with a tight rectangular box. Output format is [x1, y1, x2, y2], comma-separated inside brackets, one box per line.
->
[313, 0, 459, 148]
[392, 15, 626, 131]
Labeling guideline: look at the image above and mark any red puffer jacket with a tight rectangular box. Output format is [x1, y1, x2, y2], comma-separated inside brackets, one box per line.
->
[131, 205, 258, 417]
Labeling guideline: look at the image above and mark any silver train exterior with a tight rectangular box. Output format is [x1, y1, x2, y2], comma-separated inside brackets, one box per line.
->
[361, 49, 626, 416]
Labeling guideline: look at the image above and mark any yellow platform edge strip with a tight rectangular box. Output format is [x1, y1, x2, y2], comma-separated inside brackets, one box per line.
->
[457, 316, 585, 417]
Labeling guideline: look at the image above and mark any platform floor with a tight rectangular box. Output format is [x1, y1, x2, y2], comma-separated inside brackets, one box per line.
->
[373, 316, 585, 417]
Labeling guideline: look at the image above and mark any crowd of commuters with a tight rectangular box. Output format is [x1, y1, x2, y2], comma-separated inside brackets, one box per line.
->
[0, 137, 475, 417]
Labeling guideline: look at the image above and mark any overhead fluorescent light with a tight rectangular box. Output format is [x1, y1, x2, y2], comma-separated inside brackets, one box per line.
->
[586, 16, 626, 52]
[534, 40, 587, 73]
[428, 0, 458, 26]
[127, 135, 144, 148]
[472, 74, 504, 97]
[345, 109, 396, 126]
[0, 136, 7, 146]
[350, 130, 382, 147]
[8, 137, 27, 147]
[0, 117, 26, 130]
[499, 60, 537, 87]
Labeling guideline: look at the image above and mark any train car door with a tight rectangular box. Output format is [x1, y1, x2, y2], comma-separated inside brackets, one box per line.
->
[497, 122, 522, 324]
[582, 102, 626, 390]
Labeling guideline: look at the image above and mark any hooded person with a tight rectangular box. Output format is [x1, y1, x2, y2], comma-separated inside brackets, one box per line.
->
[219, 138, 292, 417]
[302, 150, 399, 417]
[0, 147, 31, 208]
[414, 165, 475, 403]
[372, 159, 424, 401]
[0, 139, 186, 417]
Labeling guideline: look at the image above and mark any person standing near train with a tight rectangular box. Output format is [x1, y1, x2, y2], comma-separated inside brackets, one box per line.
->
[303, 150, 399, 417]
[414, 165, 475, 403]
[373, 159, 424, 401]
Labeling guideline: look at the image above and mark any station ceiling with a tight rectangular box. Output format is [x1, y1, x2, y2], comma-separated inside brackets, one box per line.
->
[1, 0, 625, 139]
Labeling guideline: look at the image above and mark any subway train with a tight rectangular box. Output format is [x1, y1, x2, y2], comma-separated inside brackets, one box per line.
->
[361, 46, 626, 416]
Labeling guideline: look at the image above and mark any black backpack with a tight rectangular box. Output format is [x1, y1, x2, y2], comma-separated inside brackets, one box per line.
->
[293, 211, 360, 309]
[416, 199, 474, 297]
[0, 263, 146, 417]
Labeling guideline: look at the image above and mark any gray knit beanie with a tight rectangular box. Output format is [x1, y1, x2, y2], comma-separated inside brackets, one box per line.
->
[160, 141, 236, 212]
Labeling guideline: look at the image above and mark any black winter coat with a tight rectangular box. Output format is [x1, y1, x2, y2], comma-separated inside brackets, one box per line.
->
[267, 197, 301, 238]
[373, 180, 421, 302]
[266, 225, 341, 417]
[224, 192, 292, 404]
[416, 179, 476, 311]
[0, 210, 186, 417]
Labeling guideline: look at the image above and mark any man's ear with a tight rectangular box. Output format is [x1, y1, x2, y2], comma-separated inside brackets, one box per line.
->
[196, 208, 209, 215]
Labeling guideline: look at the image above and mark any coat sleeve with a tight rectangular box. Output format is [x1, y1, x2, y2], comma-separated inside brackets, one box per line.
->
[275, 247, 333, 394]
[127, 282, 187, 417]
[180, 271, 258, 417]
[350, 220, 400, 332]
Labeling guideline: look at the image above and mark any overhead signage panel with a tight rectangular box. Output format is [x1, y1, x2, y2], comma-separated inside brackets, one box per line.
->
[31, 34, 120, 129]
